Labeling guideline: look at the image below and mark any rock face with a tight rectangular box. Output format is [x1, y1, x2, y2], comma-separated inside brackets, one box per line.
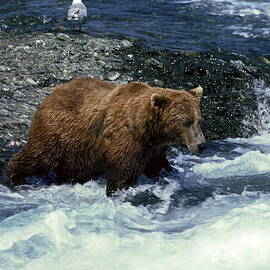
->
[0, 30, 270, 174]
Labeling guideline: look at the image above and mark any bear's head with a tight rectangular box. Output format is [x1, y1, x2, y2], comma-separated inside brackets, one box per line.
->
[150, 86, 205, 153]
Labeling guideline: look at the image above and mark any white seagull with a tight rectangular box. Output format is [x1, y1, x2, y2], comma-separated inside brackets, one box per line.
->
[68, 0, 87, 31]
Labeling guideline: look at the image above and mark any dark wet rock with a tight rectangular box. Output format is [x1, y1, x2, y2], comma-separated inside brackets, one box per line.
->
[0, 66, 9, 72]
[25, 78, 38, 86]
[56, 33, 73, 41]
[126, 190, 163, 207]
[259, 56, 270, 65]
[106, 71, 121, 81]
[144, 58, 164, 69]
[153, 79, 164, 87]
[170, 185, 215, 207]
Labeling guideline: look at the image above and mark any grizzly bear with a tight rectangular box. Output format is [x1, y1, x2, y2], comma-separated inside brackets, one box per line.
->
[5, 77, 205, 196]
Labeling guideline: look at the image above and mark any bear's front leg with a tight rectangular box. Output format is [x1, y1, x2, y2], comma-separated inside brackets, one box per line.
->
[143, 146, 172, 179]
[106, 168, 141, 197]
[144, 155, 172, 178]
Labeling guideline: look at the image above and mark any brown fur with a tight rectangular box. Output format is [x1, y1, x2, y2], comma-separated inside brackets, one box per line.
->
[5, 77, 205, 196]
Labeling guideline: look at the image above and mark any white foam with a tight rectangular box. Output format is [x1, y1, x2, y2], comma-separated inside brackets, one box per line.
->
[193, 150, 270, 178]
[208, 0, 270, 17]
[0, 190, 268, 270]
[1, 174, 270, 270]
[170, 0, 270, 18]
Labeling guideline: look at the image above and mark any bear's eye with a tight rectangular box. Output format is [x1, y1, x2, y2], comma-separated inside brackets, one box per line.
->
[183, 119, 193, 127]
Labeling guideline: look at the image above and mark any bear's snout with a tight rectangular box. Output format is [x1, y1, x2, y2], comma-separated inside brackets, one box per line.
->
[183, 124, 206, 154]
[197, 142, 206, 153]
[187, 142, 205, 153]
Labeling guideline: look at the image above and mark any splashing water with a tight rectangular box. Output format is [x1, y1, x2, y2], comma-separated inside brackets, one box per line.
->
[1, 181, 270, 270]
[242, 80, 270, 135]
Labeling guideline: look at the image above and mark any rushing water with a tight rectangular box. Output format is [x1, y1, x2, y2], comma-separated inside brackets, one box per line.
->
[1, 0, 270, 270]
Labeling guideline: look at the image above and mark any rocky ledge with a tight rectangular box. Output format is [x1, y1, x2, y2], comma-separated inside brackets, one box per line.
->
[0, 30, 270, 169]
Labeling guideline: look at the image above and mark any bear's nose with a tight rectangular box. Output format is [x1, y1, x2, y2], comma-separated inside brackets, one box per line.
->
[197, 142, 206, 153]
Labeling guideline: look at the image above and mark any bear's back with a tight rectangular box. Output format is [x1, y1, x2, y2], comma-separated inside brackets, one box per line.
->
[43, 77, 116, 113]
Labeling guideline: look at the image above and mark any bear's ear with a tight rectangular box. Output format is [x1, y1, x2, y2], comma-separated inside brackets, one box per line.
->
[151, 93, 167, 108]
[190, 86, 203, 103]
